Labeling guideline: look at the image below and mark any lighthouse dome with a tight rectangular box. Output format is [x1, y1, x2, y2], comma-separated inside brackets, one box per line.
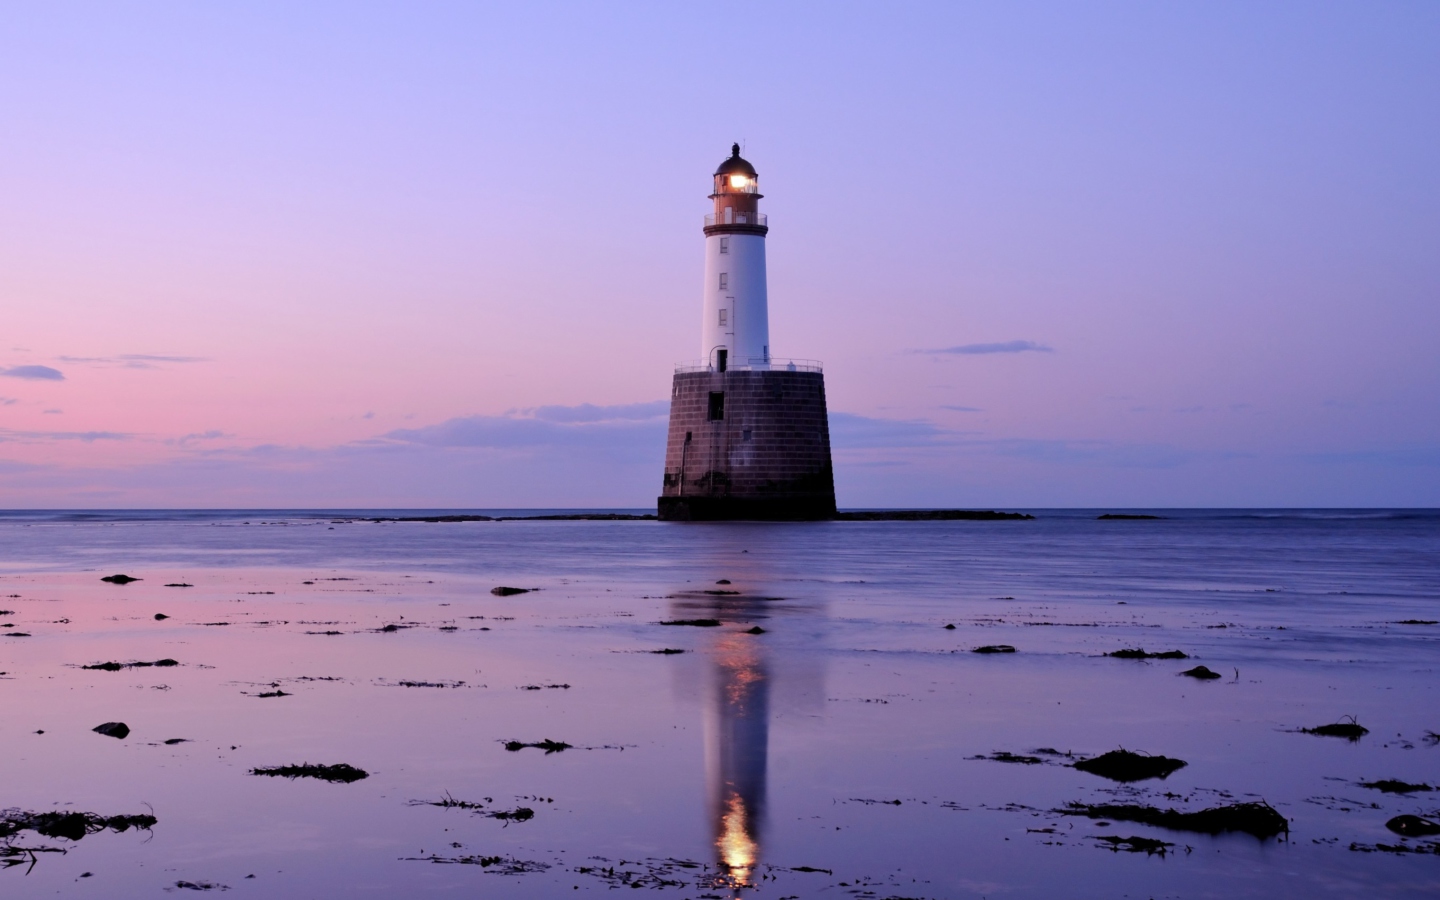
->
[714, 143, 758, 178]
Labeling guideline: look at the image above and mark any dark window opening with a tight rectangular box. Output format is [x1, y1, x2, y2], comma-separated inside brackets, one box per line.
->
[742, 429, 752, 442]
[716, 348, 728, 372]
[707, 392, 725, 421]
[685, 431, 692, 442]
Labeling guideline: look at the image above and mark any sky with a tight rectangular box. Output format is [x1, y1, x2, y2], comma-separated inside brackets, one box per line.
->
[1, 1, 1437, 508]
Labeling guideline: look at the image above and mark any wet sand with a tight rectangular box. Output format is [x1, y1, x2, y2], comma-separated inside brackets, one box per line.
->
[1, 511, 1438, 897]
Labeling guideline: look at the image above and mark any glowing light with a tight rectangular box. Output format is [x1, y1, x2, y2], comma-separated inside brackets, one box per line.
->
[729, 175, 749, 188]
[717, 793, 757, 882]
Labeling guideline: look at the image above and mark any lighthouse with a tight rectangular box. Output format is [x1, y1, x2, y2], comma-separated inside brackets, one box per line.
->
[658, 146, 837, 521]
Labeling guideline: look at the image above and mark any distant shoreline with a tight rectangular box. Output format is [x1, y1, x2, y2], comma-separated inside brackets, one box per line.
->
[364, 509, 1035, 523]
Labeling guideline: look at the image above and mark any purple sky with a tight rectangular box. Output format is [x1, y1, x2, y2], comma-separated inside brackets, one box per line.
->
[2, 2, 1437, 507]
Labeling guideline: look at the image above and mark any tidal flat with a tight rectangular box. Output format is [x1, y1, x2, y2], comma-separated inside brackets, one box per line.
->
[1, 509, 1438, 897]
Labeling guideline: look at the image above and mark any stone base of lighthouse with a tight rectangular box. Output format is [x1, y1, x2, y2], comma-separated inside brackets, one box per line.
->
[658, 369, 836, 521]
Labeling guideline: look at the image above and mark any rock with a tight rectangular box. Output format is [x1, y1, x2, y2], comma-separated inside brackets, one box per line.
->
[490, 586, 532, 596]
[93, 722, 130, 739]
[101, 574, 140, 584]
[1180, 665, 1222, 679]
[1072, 749, 1187, 782]
[1386, 815, 1440, 837]
[1301, 719, 1369, 740]
[745, 626, 767, 634]
[154, 613, 170, 620]
[972, 644, 1016, 654]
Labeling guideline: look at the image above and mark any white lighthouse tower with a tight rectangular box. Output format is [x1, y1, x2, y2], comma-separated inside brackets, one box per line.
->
[702, 144, 769, 371]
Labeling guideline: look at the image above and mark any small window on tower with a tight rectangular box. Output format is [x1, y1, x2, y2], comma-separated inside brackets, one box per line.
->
[719, 237, 729, 254]
[718, 309, 728, 326]
[718, 273, 728, 290]
[742, 429, 752, 442]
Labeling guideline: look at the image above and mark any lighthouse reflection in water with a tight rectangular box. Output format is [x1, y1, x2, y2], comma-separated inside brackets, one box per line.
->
[706, 625, 769, 887]
[671, 535, 825, 893]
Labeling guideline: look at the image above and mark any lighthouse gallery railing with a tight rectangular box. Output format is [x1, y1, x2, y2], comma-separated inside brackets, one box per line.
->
[703, 212, 768, 227]
[674, 358, 822, 375]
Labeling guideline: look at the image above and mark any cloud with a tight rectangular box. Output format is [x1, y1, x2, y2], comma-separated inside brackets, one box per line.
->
[381, 401, 669, 458]
[975, 438, 1205, 469]
[1297, 447, 1440, 467]
[829, 412, 957, 449]
[921, 340, 1053, 355]
[165, 430, 232, 446]
[118, 354, 208, 363]
[529, 400, 670, 423]
[1, 365, 64, 380]
[0, 429, 130, 443]
[58, 354, 208, 369]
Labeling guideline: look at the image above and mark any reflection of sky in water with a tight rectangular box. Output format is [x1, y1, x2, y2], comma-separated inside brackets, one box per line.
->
[1, 512, 1438, 897]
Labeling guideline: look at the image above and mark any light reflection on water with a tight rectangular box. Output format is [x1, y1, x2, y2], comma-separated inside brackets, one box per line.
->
[706, 628, 769, 889]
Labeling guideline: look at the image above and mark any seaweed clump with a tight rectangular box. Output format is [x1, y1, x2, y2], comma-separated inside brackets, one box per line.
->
[971, 751, 1044, 765]
[406, 853, 549, 873]
[1106, 648, 1188, 660]
[504, 739, 571, 754]
[0, 809, 156, 843]
[82, 659, 179, 671]
[972, 644, 1016, 654]
[1360, 780, 1433, 795]
[1301, 717, 1369, 740]
[1061, 800, 1288, 839]
[250, 763, 368, 783]
[1092, 834, 1174, 854]
[1072, 749, 1187, 782]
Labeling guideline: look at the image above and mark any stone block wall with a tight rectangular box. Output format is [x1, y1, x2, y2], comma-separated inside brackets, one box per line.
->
[658, 370, 836, 520]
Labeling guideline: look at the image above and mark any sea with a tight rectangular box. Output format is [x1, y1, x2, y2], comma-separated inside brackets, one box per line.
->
[0, 509, 1437, 898]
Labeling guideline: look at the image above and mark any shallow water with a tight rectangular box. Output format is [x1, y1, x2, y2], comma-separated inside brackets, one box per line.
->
[1, 510, 1438, 897]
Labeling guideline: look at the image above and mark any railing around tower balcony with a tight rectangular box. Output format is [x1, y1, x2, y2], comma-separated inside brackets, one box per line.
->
[703, 211, 768, 228]
[674, 358, 822, 374]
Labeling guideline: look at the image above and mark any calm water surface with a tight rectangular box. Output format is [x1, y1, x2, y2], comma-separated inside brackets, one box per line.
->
[1, 510, 1437, 898]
